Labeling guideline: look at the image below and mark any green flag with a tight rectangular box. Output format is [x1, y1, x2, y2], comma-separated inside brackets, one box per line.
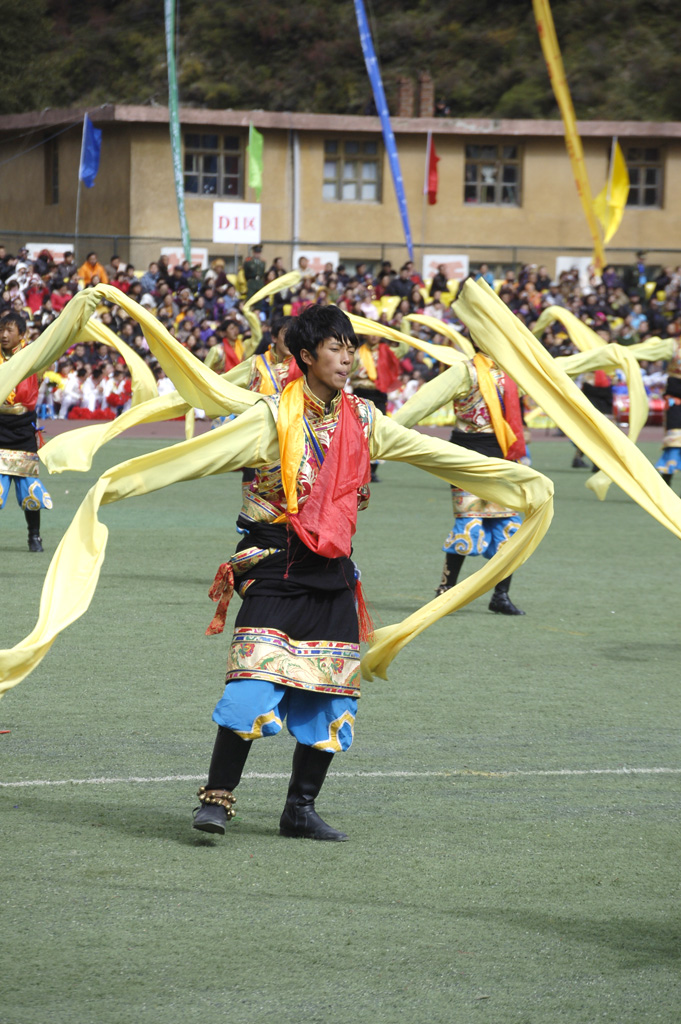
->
[248, 123, 264, 200]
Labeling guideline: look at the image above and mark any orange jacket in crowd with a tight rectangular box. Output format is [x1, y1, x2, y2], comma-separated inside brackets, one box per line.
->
[77, 260, 109, 285]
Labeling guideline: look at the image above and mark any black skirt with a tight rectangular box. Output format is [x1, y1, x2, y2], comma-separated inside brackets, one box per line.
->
[233, 518, 359, 644]
[0, 410, 38, 452]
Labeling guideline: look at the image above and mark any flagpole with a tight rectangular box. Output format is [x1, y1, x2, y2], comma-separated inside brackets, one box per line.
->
[420, 131, 431, 266]
[607, 136, 617, 203]
[74, 114, 87, 262]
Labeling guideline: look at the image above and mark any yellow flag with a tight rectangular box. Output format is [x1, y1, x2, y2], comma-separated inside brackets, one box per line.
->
[532, 0, 605, 270]
[593, 140, 630, 244]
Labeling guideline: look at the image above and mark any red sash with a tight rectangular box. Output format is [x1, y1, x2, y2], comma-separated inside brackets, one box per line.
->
[375, 343, 401, 394]
[222, 341, 241, 371]
[288, 393, 370, 559]
[502, 375, 527, 462]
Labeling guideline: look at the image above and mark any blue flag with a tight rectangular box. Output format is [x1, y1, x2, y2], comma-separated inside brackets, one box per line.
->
[79, 114, 102, 189]
[354, 0, 413, 261]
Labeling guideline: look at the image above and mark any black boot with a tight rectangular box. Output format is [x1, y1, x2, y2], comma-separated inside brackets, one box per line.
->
[572, 451, 588, 468]
[24, 509, 43, 552]
[370, 461, 380, 483]
[279, 743, 348, 841]
[662, 473, 673, 487]
[489, 575, 525, 616]
[435, 552, 465, 596]
[192, 727, 253, 835]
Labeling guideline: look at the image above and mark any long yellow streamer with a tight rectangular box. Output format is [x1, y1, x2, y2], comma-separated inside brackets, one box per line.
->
[455, 280, 681, 540]
[75, 318, 158, 407]
[532, 306, 607, 352]
[405, 313, 476, 359]
[0, 287, 556, 697]
[347, 313, 467, 366]
[556, 343, 649, 499]
[532, 307, 661, 500]
[242, 270, 301, 312]
[357, 344, 378, 381]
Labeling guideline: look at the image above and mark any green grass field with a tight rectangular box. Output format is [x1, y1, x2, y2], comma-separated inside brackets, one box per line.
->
[1, 437, 679, 1024]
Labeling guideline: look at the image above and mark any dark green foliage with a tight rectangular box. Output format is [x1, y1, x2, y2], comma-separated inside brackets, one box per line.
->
[0, 0, 678, 119]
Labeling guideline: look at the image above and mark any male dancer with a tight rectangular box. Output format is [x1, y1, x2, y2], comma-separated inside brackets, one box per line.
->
[655, 338, 681, 490]
[0, 313, 52, 551]
[193, 306, 374, 842]
[191, 306, 551, 840]
[435, 351, 527, 615]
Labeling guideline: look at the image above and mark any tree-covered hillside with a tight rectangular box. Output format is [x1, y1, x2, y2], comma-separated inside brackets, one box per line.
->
[2, 0, 679, 120]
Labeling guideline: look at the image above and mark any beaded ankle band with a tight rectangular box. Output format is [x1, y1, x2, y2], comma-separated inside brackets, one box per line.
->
[197, 786, 237, 819]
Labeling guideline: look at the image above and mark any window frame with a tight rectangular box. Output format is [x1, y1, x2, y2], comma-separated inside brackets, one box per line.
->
[322, 138, 382, 203]
[463, 141, 522, 207]
[183, 132, 245, 198]
[624, 144, 663, 209]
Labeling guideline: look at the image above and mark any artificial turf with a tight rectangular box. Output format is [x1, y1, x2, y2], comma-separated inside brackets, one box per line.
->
[1, 437, 679, 1024]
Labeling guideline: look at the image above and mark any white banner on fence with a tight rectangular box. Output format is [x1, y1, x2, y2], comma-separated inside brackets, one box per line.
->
[555, 256, 593, 289]
[160, 246, 209, 270]
[292, 249, 340, 277]
[421, 253, 469, 284]
[24, 242, 75, 264]
[212, 202, 261, 245]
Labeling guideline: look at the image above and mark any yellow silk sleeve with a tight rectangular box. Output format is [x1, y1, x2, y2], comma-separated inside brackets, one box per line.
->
[556, 342, 658, 500]
[348, 313, 466, 368]
[40, 357, 258, 476]
[361, 411, 554, 680]
[0, 289, 103, 403]
[405, 313, 476, 359]
[241, 309, 262, 356]
[532, 306, 607, 352]
[243, 270, 301, 312]
[625, 337, 675, 362]
[391, 362, 471, 429]
[75, 319, 159, 407]
[0, 402, 278, 698]
[455, 280, 681, 540]
[357, 344, 378, 381]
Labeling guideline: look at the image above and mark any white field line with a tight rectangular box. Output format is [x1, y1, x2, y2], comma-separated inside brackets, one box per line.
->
[1, 767, 680, 789]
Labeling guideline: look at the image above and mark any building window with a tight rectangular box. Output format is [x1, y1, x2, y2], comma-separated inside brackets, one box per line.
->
[625, 147, 662, 207]
[323, 139, 381, 202]
[464, 144, 521, 205]
[44, 136, 59, 205]
[184, 133, 244, 197]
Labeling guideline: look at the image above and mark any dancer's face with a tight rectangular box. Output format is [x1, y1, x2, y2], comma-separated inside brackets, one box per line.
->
[272, 328, 290, 361]
[301, 336, 355, 403]
[0, 321, 22, 354]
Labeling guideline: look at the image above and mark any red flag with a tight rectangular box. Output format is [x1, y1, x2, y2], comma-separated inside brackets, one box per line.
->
[426, 135, 440, 206]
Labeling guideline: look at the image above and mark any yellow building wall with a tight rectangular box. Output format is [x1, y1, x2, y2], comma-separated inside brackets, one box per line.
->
[2, 118, 681, 276]
[0, 123, 131, 262]
[292, 130, 681, 272]
[128, 124, 293, 270]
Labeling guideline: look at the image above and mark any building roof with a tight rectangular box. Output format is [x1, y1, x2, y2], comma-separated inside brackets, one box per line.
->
[1, 104, 680, 138]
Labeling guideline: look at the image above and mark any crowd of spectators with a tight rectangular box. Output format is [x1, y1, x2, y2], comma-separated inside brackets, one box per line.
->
[0, 240, 678, 420]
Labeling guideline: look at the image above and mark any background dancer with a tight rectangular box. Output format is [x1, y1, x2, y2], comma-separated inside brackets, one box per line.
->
[435, 351, 527, 616]
[0, 312, 52, 551]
